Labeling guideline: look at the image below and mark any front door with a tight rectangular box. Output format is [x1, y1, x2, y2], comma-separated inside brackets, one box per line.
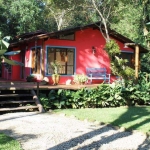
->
[31, 47, 41, 74]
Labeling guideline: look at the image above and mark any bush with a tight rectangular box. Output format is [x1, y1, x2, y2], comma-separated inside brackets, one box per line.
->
[39, 72, 150, 110]
[73, 74, 88, 84]
[26, 74, 37, 82]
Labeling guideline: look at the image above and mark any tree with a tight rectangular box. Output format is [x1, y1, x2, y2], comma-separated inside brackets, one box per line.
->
[111, 2, 143, 44]
[85, 0, 135, 79]
[0, 0, 50, 36]
[43, 0, 86, 30]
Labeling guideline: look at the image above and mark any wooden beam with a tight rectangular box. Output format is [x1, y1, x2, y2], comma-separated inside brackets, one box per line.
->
[0, 100, 34, 104]
[135, 45, 139, 79]
[0, 94, 32, 97]
[30, 90, 45, 113]
[41, 39, 45, 79]
[0, 106, 38, 112]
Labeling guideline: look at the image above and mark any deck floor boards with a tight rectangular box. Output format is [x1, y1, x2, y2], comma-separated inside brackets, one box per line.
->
[0, 81, 100, 90]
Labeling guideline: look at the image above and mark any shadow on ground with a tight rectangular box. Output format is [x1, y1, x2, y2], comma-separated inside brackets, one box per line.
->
[48, 107, 150, 150]
[0, 129, 37, 141]
[112, 107, 150, 133]
[0, 111, 50, 122]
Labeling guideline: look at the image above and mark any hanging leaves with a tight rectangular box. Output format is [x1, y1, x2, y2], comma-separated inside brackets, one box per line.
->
[0, 34, 24, 66]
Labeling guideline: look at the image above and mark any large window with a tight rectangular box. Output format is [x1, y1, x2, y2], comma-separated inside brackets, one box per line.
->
[46, 47, 75, 75]
[120, 51, 134, 68]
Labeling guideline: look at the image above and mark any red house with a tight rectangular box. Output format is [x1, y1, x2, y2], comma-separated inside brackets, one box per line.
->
[2, 23, 148, 84]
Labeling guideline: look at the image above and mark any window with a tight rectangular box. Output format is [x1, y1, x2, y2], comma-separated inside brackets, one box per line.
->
[59, 33, 75, 40]
[46, 47, 75, 75]
[120, 51, 134, 68]
[50, 33, 75, 40]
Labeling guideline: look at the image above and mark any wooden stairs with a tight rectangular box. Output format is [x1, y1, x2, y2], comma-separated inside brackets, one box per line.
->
[0, 82, 45, 113]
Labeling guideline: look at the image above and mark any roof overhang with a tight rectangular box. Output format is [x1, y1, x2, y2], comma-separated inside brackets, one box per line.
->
[10, 22, 149, 53]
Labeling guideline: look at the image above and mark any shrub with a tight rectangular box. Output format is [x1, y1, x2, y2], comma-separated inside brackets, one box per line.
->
[73, 74, 88, 84]
[39, 72, 150, 110]
[26, 74, 37, 82]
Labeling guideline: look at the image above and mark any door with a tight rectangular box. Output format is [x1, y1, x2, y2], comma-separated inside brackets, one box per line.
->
[31, 47, 41, 74]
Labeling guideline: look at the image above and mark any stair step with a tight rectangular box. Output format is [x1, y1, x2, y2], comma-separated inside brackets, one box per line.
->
[0, 94, 32, 97]
[0, 82, 37, 85]
[0, 100, 34, 104]
[0, 105, 39, 111]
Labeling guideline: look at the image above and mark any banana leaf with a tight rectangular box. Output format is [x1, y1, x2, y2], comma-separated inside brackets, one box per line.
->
[2, 39, 9, 49]
[0, 50, 7, 55]
[0, 36, 11, 50]
[2, 56, 24, 66]
[2, 36, 11, 42]
[4, 50, 20, 56]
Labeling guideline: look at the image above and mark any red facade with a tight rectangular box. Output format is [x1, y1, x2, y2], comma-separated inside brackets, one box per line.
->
[2, 27, 134, 84]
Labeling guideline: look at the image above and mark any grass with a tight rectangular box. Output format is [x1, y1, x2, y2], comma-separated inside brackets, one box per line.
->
[0, 133, 22, 150]
[54, 106, 150, 133]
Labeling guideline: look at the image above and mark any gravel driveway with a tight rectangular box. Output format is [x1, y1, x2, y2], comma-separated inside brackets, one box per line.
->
[0, 112, 149, 150]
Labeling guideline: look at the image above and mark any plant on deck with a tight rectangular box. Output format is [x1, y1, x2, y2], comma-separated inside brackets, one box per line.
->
[73, 74, 88, 84]
[51, 60, 62, 75]
[26, 74, 37, 82]
[50, 60, 62, 85]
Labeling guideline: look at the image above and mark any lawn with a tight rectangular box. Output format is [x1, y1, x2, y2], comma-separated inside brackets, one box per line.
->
[54, 106, 150, 133]
[0, 133, 22, 150]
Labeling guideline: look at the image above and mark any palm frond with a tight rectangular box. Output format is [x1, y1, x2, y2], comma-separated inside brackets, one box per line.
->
[4, 50, 21, 56]
[2, 56, 24, 66]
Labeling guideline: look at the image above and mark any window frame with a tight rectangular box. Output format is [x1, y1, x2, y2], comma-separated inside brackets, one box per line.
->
[50, 32, 75, 41]
[120, 50, 134, 68]
[45, 46, 76, 76]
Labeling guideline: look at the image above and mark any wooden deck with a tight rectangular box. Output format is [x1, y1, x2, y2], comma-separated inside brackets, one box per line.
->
[0, 80, 100, 90]
[0, 79, 100, 112]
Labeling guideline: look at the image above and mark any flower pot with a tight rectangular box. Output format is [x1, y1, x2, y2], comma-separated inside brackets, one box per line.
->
[52, 74, 60, 85]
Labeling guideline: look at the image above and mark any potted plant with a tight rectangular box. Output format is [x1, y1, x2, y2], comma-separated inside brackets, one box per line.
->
[51, 60, 62, 85]
[26, 74, 37, 82]
[73, 74, 88, 85]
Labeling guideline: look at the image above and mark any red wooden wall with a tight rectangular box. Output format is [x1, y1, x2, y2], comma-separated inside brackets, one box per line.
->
[2, 28, 133, 84]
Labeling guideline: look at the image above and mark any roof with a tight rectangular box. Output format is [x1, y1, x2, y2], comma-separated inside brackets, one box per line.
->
[10, 22, 149, 53]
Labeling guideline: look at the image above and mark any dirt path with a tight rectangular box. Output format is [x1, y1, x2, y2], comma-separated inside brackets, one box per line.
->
[0, 112, 149, 150]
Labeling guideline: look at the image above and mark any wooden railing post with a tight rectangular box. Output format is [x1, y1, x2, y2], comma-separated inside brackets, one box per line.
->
[135, 45, 139, 79]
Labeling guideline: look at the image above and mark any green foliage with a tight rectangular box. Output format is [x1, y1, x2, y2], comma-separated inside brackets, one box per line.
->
[141, 51, 150, 73]
[113, 64, 134, 79]
[111, 1, 143, 45]
[44, 0, 88, 30]
[121, 72, 150, 106]
[39, 84, 120, 109]
[51, 60, 62, 75]
[0, 133, 22, 150]
[0, 0, 149, 51]
[39, 93, 50, 110]
[0, 0, 49, 36]
[73, 74, 88, 84]
[8, 0, 46, 34]
[39, 72, 150, 110]
[0, 35, 24, 66]
[26, 74, 37, 82]
[104, 39, 120, 59]
[54, 106, 150, 133]
[105, 40, 134, 79]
